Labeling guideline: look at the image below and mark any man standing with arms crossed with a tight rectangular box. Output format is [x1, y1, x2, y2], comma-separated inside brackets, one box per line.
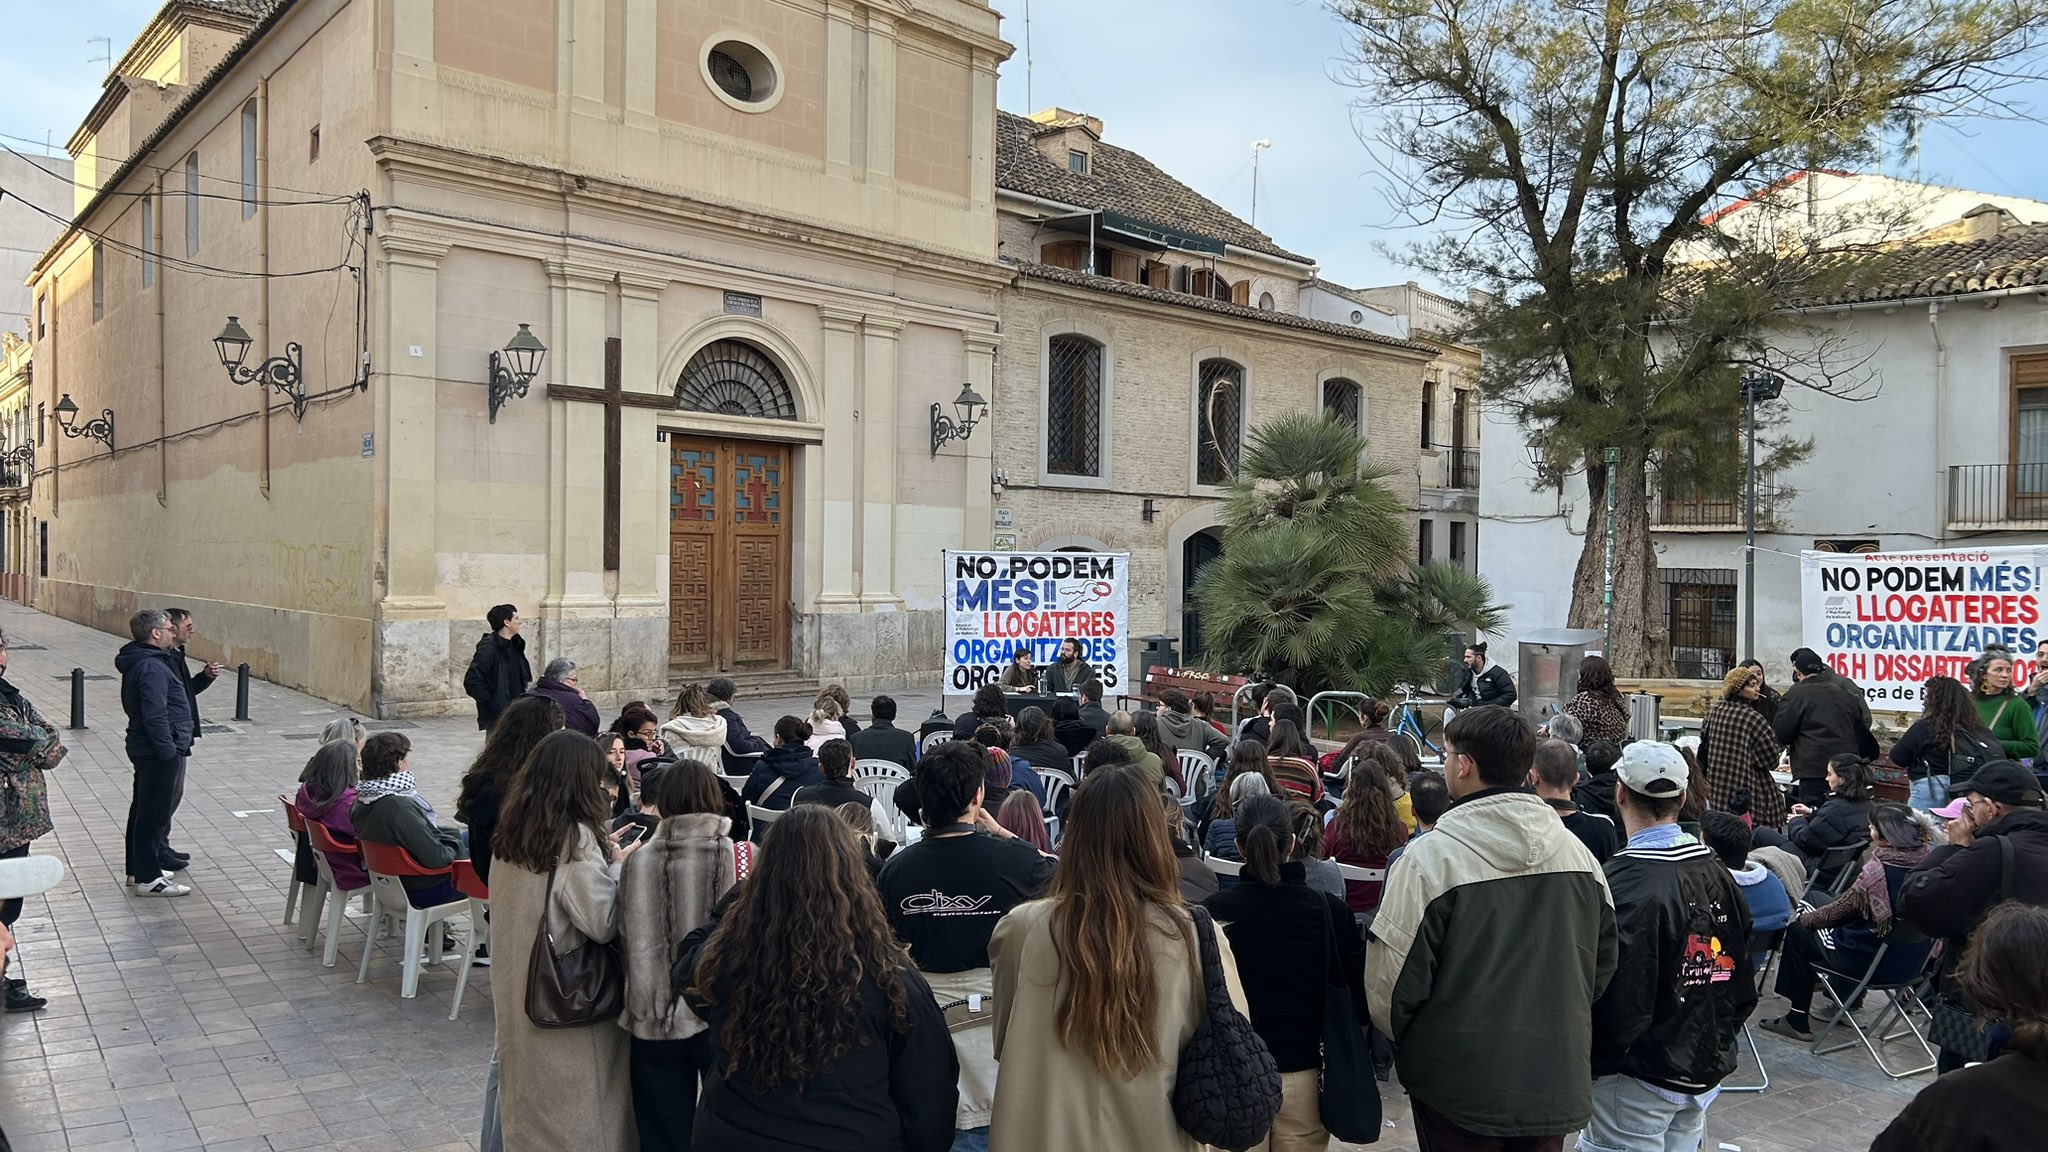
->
[117, 610, 194, 896]
[161, 608, 220, 873]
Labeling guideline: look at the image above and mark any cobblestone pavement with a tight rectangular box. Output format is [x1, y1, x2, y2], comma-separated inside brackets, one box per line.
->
[0, 601, 1926, 1151]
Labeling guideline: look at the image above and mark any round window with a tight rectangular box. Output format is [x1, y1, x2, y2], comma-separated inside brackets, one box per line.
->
[700, 36, 781, 112]
[1350, 309, 1364, 324]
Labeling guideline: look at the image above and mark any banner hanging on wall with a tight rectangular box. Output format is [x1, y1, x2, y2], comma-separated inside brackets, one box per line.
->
[1800, 545, 2045, 711]
[944, 550, 1130, 693]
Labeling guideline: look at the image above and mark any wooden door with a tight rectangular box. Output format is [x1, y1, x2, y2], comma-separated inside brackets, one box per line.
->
[668, 435, 791, 669]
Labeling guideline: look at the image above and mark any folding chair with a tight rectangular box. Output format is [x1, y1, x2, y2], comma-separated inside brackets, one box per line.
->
[1721, 925, 1788, 1093]
[357, 839, 473, 999]
[448, 859, 491, 1021]
[1807, 922, 1939, 1078]
[302, 821, 371, 968]
[1801, 840, 1870, 905]
[278, 795, 316, 928]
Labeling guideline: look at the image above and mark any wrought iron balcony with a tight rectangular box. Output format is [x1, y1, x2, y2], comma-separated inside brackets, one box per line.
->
[1948, 463, 2048, 528]
[1421, 447, 1480, 490]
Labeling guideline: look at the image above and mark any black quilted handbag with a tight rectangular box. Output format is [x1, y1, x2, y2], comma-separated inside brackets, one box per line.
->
[1171, 906, 1283, 1151]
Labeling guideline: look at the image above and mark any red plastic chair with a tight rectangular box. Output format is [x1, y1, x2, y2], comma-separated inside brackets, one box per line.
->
[356, 840, 469, 999]
[303, 821, 368, 967]
[279, 795, 314, 928]
[448, 859, 491, 1020]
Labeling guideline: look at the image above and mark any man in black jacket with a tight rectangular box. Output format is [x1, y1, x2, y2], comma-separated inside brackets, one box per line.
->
[1586, 741, 1755, 1150]
[849, 694, 916, 768]
[161, 608, 219, 872]
[462, 604, 531, 730]
[116, 610, 194, 896]
[1074, 679, 1112, 736]
[1773, 648, 1873, 807]
[707, 676, 770, 774]
[1895, 761, 2048, 1070]
[1449, 642, 1517, 710]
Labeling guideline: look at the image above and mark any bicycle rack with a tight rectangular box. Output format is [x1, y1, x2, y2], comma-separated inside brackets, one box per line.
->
[1305, 690, 1374, 741]
[1227, 678, 1297, 732]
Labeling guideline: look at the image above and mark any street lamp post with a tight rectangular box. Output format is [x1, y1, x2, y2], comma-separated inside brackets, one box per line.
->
[1741, 372, 1784, 661]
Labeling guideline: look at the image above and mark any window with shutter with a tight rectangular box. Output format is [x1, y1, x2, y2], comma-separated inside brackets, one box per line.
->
[1041, 240, 1088, 271]
[2012, 354, 2048, 495]
[1046, 335, 1104, 478]
[1196, 359, 1244, 485]
[1143, 262, 1171, 290]
[1188, 269, 1215, 298]
[1230, 280, 1251, 307]
[1110, 251, 1140, 283]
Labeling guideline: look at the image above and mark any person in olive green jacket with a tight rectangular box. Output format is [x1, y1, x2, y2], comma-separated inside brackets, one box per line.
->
[1971, 648, 2040, 761]
[1368, 706, 1617, 1148]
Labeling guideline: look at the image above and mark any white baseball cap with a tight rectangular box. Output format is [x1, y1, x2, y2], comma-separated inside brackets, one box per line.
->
[1616, 741, 1691, 798]
[0, 855, 63, 900]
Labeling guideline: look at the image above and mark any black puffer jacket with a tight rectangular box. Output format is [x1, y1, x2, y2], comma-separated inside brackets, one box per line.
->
[1591, 839, 1757, 1093]
[1786, 794, 1873, 866]
[1897, 809, 2048, 943]
[116, 641, 193, 763]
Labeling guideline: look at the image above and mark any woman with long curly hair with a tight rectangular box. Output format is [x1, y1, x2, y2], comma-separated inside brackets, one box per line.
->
[1323, 756, 1408, 918]
[1891, 675, 2001, 808]
[681, 805, 959, 1152]
[988, 763, 1252, 1151]
[454, 693, 564, 886]
[489, 730, 639, 1152]
[1564, 655, 1630, 745]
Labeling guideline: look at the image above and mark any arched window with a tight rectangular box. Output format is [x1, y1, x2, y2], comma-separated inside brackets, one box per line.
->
[1196, 358, 1243, 485]
[1046, 334, 1103, 477]
[1322, 377, 1362, 433]
[1258, 291, 1275, 311]
[675, 340, 797, 419]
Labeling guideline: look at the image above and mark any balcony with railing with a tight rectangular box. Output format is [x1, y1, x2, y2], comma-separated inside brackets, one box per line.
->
[1653, 477, 1782, 530]
[1948, 463, 2048, 529]
[1420, 446, 1480, 491]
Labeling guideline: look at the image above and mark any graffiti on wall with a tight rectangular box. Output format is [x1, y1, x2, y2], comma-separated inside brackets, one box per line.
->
[273, 542, 366, 614]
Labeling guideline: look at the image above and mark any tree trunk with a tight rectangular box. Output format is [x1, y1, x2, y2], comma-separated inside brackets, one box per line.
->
[1567, 447, 1672, 677]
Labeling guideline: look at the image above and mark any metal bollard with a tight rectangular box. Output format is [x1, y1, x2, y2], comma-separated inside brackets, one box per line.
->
[69, 667, 86, 730]
[234, 662, 252, 722]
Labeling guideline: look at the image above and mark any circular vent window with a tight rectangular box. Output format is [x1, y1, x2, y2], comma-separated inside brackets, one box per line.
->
[701, 37, 781, 112]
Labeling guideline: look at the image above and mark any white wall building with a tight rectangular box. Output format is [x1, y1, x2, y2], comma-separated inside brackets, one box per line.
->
[1481, 179, 2048, 681]
[0, 150, 72, 335]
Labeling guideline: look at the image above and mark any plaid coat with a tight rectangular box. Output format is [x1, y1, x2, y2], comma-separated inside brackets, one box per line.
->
[1700, 699, 1785, 829]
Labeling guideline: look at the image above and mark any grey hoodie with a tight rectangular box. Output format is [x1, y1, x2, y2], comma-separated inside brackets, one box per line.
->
[1156, 709, 1228, 761]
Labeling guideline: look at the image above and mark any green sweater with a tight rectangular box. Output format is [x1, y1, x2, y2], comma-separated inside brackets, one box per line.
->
[1974, 691, 2039, 760]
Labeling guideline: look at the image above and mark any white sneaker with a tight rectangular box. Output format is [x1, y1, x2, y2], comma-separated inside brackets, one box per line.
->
[134, 876, 191, 897]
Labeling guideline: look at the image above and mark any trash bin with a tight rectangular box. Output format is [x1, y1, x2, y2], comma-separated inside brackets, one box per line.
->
[1133, 634, 1178, 696]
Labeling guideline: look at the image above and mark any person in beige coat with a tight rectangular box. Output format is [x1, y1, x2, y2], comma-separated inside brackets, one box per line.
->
[660, 683, 728, 770]
[617, 760, 738, 1150]
[989, 764, 1251, 1152]
[488, 730, 638, 1152]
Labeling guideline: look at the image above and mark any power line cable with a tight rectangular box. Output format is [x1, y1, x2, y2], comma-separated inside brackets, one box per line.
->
[0, 180, 365, 280]
[1, 139, 357, 207]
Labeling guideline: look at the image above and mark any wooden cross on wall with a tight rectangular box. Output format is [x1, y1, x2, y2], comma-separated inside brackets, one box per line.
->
[546, 338, 675, 570]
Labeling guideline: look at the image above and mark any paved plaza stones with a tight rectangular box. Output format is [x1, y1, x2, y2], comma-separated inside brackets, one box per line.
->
[0, 601, 1925, 1151]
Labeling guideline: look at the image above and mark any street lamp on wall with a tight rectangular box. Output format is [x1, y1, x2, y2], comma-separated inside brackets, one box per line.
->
[54, 394, 114, 452]
[930, 382, 988, 457]
[213, 315, 308, 421]
[487, 324, 548, 423]
[1, 439, 33, 487]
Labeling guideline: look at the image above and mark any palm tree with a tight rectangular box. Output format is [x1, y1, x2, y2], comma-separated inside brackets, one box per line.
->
[1190, 412, 1505, 695]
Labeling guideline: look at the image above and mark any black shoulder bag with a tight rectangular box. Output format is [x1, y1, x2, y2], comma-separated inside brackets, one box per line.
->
[1923, 835, 2014, 1063]
[1171, 905, 1282, 1152]
[1316, 909, 1381, 1142]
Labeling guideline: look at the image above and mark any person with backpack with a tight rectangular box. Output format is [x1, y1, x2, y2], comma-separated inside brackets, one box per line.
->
[1968, 647, 2040, 762]
[1890, 676, 2001, 809]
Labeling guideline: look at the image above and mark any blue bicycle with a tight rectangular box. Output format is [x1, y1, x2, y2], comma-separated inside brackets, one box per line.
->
[1391, 683, 1448, 762]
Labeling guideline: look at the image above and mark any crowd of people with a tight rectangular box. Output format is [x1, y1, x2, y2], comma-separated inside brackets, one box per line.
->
[8, 608, 2048, 1152]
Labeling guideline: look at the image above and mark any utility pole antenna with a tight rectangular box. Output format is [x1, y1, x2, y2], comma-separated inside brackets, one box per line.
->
[87, 36, 112, 77]
[1023, 0, 1034, 111]
[1250, 139, 1271, 228]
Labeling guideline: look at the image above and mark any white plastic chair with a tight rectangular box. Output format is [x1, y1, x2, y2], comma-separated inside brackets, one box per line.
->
[920, 730, 955, 755]
[853, 760, 913, 839]
[1176, 749, 1216, 796]
[300, 821, 373, 967]
[748, 803, 787, 839]
[1206, 857, 1243, 878]
[355, 840, 473, 1000]
[1335, 863, 1386, 884]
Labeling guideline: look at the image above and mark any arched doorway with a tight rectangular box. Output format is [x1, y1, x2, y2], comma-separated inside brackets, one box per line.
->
[1181, 529, 1223, 662]
[668, 338, 800, 671]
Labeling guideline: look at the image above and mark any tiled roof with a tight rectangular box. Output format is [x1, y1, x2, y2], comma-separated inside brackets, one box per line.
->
[1782, 224, 2048, 307]
[995, 111, 1310, 265]
[1011, 261, 1434, 353]
[184, 0, 280, 14]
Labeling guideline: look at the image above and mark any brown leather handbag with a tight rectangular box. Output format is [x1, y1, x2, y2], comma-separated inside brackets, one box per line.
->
[524, 866, 624, 1028]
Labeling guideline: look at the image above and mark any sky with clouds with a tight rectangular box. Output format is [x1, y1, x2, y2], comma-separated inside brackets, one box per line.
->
[8, 0, 2048, 292]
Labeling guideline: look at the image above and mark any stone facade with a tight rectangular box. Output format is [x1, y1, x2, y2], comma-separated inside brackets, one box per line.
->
[26, 0, 1010, 716]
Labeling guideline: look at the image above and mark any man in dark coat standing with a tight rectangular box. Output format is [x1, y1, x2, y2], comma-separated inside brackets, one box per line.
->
[117, 609, 194, 896]
[462, 604, 532, 731]
[160, 608, 219, 873]
[1772, 648, 1873, 808]
[524, 657, 600, 735]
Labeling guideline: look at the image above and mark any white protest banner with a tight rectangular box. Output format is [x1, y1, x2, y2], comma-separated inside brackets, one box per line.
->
[944, 550, 1130, 693]
[1800, 545, 2047, 711]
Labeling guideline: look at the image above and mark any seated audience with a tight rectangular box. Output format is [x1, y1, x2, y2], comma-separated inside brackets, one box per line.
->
[1156, 687, 1229, 764]
[996, 790, 1054, 856]
[1133, 710, 1183, 791]
[295, 740, 367, 890]
[823, 684, 861, 737]
[1191, 690, 1229, 735]
[706, 677, 770, 776]
[1266, 718, 1324, 805]
[613, 762, 666, 840]
[1702, 811, 1792, 968]
[808, 692, 847, 751]
[1573, 739, 1625, 823]
[659, 683, 728, 768]
[351, 733, 463, 908]
[1167, 793, 1217, 904]
[792, 739, 872, 811]
[954, 684, 1013, 743]
[1761, 802, 1933, 1043]
[525, 657, 600, 735]
[1323, 756, 1409, 919]
[1289, 801, 1346, 902]
[1075, 679, 1112, 736]
[617, 758, 736, 1149]
[1206, 771, 1273, 862]
[849, 694, 916, 768]
[835, 801, 891, 879]
[1531, 737, 1618, 863]
[682, 807, 958, 1152]
[1198, 739, 1275, 848]
[742, 717, 823, 813]
[988, 765, 1252, 1149]
[1009, 706, 1070, 795]
[456, 695, 565, 886]
[1387, 772, 1451, 870]
[1103, 711, 1164, 786]
[1786, 754, 1876, 869]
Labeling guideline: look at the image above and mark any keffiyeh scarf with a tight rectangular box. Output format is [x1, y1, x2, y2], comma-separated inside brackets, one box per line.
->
[357, 771, 437, 820]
